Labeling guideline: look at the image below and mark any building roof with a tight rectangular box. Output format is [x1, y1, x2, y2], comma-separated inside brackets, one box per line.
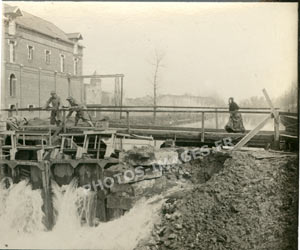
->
[67, 33, 83, 40]
[3, 4, 82, 45]
[3, 5, 22, 18]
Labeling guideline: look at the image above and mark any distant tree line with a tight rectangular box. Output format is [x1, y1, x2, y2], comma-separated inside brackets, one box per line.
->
[238, 82, 298, 112]
[275, 82, 298, 112]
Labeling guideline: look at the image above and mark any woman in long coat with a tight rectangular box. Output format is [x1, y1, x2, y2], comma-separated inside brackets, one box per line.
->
[225, 97, 245, 133]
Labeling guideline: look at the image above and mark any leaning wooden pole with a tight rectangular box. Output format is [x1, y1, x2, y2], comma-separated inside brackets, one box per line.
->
[232, 115, 271, 151]
[232, 88, 279, 151]
[262, 88, 280, 149]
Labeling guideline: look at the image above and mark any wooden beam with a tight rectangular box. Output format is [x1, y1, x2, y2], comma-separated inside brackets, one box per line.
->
[232, 115, 271, 151]
[70, 74, 125, 79]
[262, 88, 280, 149]
[262, 88, 279, 122]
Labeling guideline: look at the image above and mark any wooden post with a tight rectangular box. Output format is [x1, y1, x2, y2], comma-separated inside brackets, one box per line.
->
[41, 161, 54, 230]
[54, 71, 57, 92]
[215, 108, 218, 129]
[126, 111, 130, 133]
[67, 77, 71, 96]
[62, 110, 66, 133]
[97, 136, 101, 159]
[120, 77, 123, 119]
[19, 65, 23, 116]
[38, 68, 41, 118]
[49, 129, 52, 146]
[274, 115, 280, 149]
[94, 135, 98, 149]
[201, 112, 205, 142]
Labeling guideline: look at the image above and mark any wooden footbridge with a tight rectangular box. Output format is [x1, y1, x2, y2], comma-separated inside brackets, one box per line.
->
[0, 89, 297, 229]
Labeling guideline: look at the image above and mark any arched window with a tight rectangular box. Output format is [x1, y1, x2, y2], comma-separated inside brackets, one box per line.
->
[9, 74, 16, 97]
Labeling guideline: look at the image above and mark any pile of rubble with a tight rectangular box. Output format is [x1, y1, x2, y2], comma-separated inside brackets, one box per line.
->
[138, 150, 298, 250]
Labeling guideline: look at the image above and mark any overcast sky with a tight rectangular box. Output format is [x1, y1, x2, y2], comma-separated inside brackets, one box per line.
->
[4, 2, 298, 102]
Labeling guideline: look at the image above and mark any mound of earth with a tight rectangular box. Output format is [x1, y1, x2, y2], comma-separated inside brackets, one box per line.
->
[138, 150, 298, 250]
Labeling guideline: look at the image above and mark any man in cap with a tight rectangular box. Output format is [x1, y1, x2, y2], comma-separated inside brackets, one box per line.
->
[66, 96, 94, 127]
[6, 116, 28, 130]
[44, 91, 61, 126]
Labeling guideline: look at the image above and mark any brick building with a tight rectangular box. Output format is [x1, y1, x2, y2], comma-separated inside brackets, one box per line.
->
[1, 4, 84, 118]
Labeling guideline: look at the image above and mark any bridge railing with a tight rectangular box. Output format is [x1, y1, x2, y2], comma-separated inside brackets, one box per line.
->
[1, 106, 296, 144]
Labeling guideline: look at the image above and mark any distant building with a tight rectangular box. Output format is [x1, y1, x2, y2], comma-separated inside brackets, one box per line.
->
[157, 94, 218, 107]
[85, 71, 102, 105]
[125, 94, 219, 107]
[1, 4, 84, 118]
[84, 72, 115, 119]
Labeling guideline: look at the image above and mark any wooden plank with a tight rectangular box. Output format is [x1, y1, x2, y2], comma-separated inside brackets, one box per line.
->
[280, 134, 298, 139]
[232, 115, 271, 151]
[70, 74, 125, 79]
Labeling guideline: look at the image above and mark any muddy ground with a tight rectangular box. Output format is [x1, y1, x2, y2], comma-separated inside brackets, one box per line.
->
[136, 150, 298, 250]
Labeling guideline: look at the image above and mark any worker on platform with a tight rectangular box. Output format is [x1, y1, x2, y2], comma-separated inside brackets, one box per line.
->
[225, 97, 245, 133]
[6, 115, 28, 130]
[66, 96, 94, 127]
[44, 91, 61, 126]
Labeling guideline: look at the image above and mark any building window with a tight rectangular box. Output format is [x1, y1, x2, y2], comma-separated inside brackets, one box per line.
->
[45, 50, 51, 64]
[60, 54, 65, 72]
[9, 40, 16, 63]
[28, 45, 34, 60]
[74, 58, 79, 75]
[9, 74, 16, 97]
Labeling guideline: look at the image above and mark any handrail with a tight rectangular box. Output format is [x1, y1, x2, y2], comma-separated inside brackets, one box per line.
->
[1, 105, 296, 149]
[0, 107, 295, 115]
[86, 105, 278, 110]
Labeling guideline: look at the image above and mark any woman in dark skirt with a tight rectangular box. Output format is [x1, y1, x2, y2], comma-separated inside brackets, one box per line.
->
[225, 97, 245, 133]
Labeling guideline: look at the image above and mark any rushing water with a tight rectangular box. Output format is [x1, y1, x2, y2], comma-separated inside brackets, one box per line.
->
[0, 179, 164, 249]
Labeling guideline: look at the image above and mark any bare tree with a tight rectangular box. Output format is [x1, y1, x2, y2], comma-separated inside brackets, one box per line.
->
[149, 50, 165, 123]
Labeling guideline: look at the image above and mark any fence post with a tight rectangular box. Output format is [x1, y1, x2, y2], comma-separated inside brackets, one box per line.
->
[41, 161, 54, 230]
[120, 77, 123, 119]
[201, 112, 205, 142]
[126, 111, 130, 133]
[274, 114, 280, 149]
[215, 108, 218, 129]
[62, 110, 66, 133]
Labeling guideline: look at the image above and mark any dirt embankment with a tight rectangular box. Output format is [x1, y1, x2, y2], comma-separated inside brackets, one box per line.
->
[138, 151, 298, 250]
